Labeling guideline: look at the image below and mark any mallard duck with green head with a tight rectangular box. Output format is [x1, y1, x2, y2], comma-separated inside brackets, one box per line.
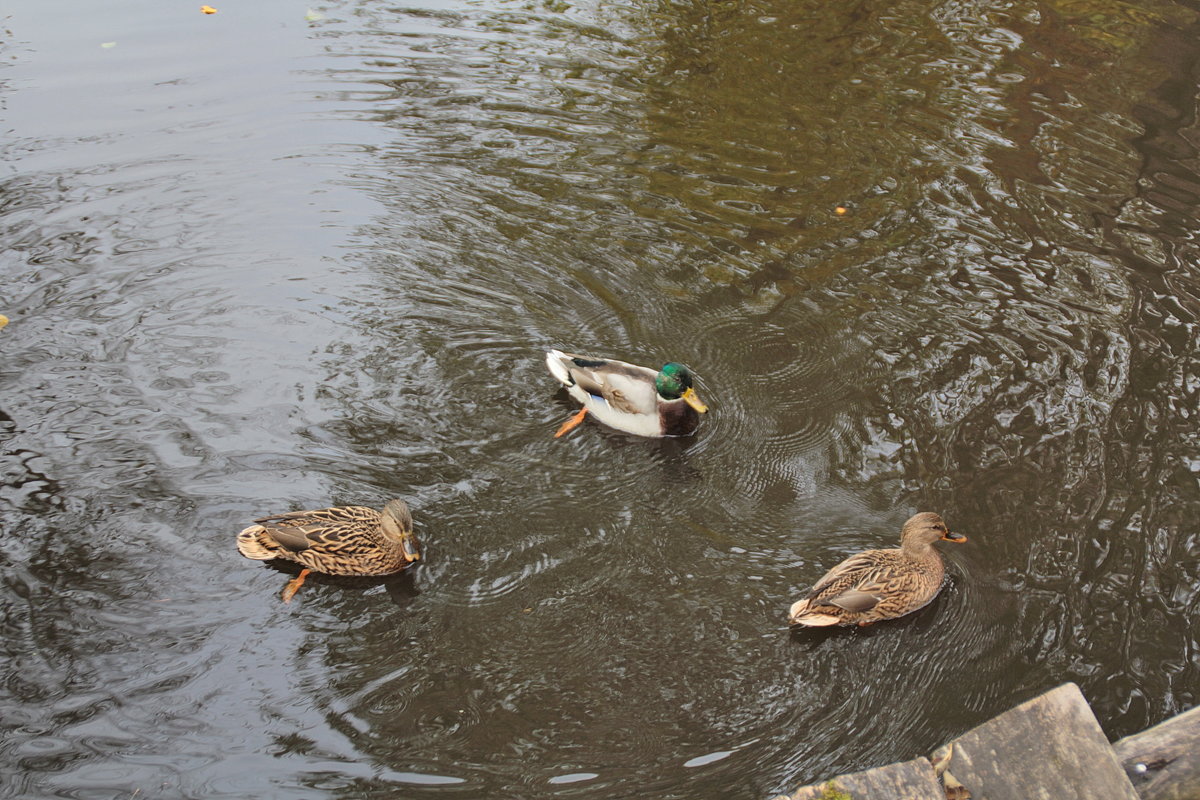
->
[787, 512, 966, 627]
[236, 499, 421, 602]
[544, 349, 709, 438]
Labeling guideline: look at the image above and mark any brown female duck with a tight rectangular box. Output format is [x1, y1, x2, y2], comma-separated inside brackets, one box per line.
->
[787, 512, 966, 627]
[236, 499, 421, 602]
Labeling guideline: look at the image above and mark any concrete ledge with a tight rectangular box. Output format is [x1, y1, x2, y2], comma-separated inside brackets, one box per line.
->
[775, 757, 943, 800]
[1114, 703, 1200, 800]
[936, 682, 1139, 800]
[777, 684, 1196, 800]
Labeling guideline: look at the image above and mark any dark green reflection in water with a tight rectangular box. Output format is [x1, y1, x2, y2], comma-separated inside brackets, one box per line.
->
[3, 0, 1200, 798]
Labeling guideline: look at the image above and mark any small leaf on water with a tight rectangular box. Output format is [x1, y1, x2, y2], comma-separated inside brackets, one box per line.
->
[305, 9, 325, 21]
[201, 5, 218, 13]
[100, 42, 117, 49]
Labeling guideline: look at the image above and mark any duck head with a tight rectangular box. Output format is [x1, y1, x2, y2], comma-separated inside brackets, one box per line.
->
[900, 512, 967, 548]
[381, 499, 421, 563]
[656, 363, 708, 413]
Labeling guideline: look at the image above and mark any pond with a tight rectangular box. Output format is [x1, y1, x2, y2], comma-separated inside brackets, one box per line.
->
[3, 0, 1200, 797]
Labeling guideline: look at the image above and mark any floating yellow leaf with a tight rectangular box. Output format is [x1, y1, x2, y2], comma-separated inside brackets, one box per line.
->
[305, 8, 325, 21]
[100, 41, 117, 48]
[201, 5, 217, 13]
[0, 315, 9, 329]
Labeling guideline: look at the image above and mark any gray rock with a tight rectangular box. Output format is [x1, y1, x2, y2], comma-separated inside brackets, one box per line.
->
[1113, 703, 1200, 800]
[776, 757, 943, 800]
[937, 682, 1139, 800]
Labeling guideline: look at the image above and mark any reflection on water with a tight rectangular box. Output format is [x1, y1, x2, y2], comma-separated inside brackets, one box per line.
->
[4, 0, 1200, 797]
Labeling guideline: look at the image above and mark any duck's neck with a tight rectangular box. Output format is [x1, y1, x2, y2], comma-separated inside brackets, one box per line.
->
[900, 540, 938, 561]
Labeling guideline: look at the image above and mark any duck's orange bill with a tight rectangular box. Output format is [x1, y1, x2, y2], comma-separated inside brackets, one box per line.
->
[942, 531, 968, 543]
[682, 387, 708, 413]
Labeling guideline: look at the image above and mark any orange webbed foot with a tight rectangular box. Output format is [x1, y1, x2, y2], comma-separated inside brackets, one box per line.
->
[281, 568, 311, 603]
[554, 408, 588, 438]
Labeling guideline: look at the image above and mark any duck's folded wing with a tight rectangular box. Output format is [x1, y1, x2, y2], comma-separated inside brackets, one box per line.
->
[597, 370, 660, 415]
[252, 506, 375, 552]
[254, 506, 373, 527]
[261, 524, 316, 553]
[805, 551, 879, 598]
[554, 354, 660, 415]
[824, 590, 883, 612]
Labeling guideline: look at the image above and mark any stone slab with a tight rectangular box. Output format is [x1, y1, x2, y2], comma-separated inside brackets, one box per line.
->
[939, 682, 1139, 800]
[1113, 703, 1200, 800]
[776, 756, 944, 800]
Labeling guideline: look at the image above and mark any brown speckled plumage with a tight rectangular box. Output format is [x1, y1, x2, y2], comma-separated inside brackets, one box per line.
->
[788, 512, 966, 627]
[236, 499, 420, 577]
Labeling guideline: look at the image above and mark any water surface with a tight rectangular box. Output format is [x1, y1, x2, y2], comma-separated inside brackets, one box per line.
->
[3, 0, 1200, 797]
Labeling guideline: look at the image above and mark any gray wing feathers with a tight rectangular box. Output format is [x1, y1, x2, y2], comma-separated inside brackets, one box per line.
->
[826, 590, 882, 612]
[261, 525, 315, 553]
[546, 350, 661, 415]
[598, 370, 659, 415]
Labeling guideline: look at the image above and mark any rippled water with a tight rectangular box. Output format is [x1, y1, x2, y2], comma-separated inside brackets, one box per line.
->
[4, 0, 1200, 797]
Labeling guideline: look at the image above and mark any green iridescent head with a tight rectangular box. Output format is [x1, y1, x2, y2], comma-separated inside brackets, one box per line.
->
[656, 363, 708, 412]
